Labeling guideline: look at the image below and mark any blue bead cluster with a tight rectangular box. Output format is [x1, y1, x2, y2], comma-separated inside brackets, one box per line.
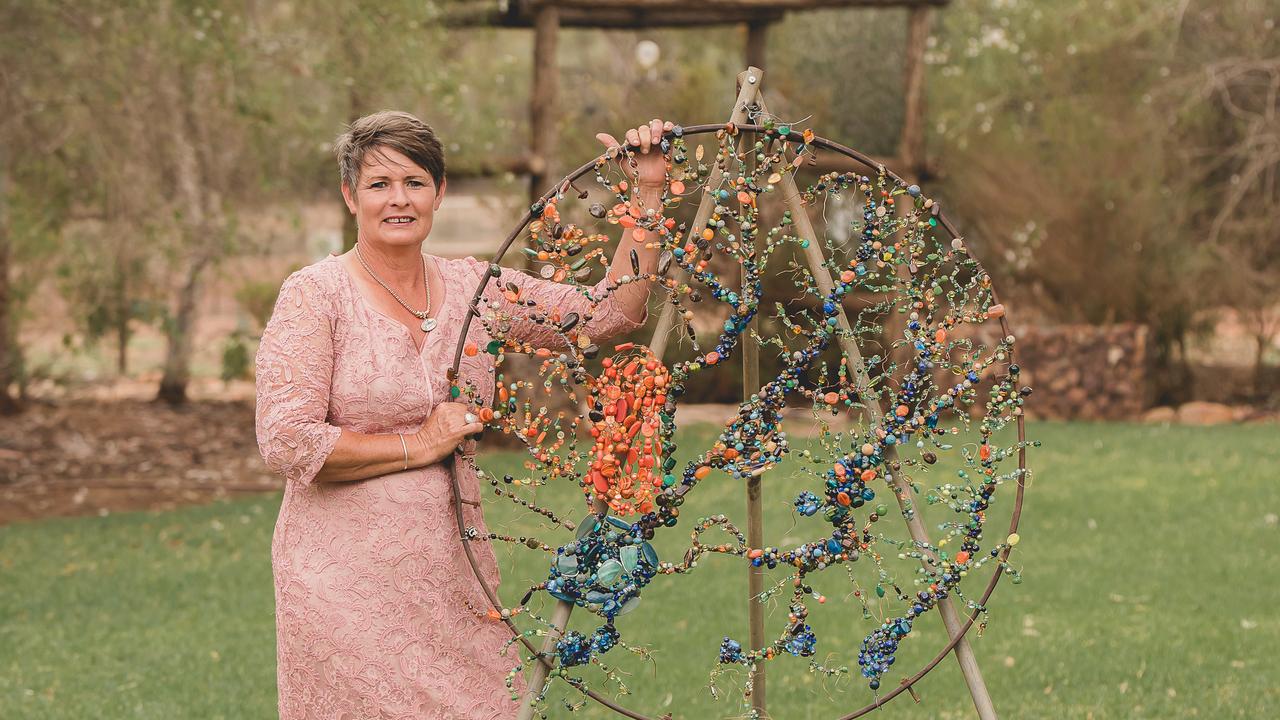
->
[719, 637, 744, 664]
[793, 491, 821, 517]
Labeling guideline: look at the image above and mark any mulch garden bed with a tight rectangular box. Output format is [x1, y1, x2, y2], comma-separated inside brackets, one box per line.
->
[0, 399, 279, 525]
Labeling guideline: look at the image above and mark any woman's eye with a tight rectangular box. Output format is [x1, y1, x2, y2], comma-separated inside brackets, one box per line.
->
[368, 181, 387, 189]
[408, 180, 426, 188]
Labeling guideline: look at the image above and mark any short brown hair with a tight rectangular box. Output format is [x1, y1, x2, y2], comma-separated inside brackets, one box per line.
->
[334, 110, 446, 191]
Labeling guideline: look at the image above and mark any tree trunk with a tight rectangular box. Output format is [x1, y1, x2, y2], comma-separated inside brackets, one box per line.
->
[155, 61, 211, 406]
[0, 165, 18, 415]
[156, 252, 209, 405]
[1255, 331, 1267, 400]
[116, 309, 130, 376]
[115, 248, 130, 376]
[340, 21, 365, 254]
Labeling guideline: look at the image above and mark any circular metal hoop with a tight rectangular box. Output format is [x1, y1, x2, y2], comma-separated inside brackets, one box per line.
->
[446, 123, 1029, 719]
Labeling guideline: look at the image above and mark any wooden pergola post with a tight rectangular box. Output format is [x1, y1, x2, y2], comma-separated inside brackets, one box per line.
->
[530, 4, 560, 205]
[745, 20, 769, 70]
[898, 6, 931, 177]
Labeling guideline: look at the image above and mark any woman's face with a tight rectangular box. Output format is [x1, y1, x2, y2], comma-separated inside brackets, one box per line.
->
[341, 145, 445, 250]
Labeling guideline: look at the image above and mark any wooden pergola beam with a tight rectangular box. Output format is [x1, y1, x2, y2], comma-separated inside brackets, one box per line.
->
[532, 0, 945, 9]
[443, 0, 949, 28]
[448, 7, 786, 28]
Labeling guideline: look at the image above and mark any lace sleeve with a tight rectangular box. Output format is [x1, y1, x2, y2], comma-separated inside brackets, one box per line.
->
[469, 258, 648, 350]
[254, 269, 343, 487]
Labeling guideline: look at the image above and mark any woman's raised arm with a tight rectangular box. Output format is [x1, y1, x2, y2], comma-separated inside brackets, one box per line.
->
[477, 119, 674, 350]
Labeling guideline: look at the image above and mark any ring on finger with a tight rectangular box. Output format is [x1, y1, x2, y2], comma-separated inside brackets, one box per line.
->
[464, 412, 478, 425]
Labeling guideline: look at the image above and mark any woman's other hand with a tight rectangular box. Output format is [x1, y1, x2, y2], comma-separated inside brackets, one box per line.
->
[595, 118, 673, 189]
[411, 402, 484, 466]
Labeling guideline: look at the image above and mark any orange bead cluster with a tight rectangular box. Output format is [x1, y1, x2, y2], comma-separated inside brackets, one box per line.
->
[585, 346, 671, 515]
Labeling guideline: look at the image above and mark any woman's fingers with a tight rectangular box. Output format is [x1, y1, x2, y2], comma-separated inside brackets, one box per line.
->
[625, 127, 640, 148]
[595, 132, 620, 151]
[637, 124, 651, 153]
[649, 118, 663, 145]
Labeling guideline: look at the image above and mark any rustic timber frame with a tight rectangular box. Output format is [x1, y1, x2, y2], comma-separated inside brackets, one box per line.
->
[442, 0, 947, 199]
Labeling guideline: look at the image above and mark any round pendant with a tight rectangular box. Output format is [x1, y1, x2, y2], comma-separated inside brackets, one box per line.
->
[421, 317, 436, 333]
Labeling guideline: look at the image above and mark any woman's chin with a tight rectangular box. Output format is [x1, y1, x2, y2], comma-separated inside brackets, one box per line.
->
[364, 229, 430, 248]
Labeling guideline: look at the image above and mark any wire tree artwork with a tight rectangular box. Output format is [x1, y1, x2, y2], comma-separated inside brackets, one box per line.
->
[447, 69, 1032, 720]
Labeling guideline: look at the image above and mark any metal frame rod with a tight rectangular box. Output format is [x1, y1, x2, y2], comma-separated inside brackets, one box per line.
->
[449, 113, 1026, 720]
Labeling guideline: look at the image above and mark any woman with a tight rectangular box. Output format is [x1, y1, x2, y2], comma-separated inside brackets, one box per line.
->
[255, 110, 671, 718]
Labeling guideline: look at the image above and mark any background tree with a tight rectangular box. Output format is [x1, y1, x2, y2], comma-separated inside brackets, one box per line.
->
[53, 0, 326, 404]
[1162, 1, 1280, 397]
[0, 2, 80, 413]
[925, 0, 1278, 404]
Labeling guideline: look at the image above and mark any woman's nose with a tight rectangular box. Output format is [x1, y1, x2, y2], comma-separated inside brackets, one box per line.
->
[389, 182, 410, 205]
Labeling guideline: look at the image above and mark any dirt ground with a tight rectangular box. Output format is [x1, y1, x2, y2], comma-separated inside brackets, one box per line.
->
[0, 398, 279, 525]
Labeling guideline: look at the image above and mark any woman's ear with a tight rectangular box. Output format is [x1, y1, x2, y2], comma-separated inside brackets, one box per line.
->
[434, 177, 447, 211]
[341, 182, 357, 215]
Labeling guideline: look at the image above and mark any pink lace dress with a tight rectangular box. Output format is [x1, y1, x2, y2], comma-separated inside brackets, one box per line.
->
[254, 254, 644, 719]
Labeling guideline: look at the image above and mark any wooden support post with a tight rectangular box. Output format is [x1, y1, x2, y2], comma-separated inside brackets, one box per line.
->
[756, 82, 998, 714]
[530, 4, 560, 206]
[648, 69, 764, 361]
[898, 7, 931, 178]
[736, 69, 768, 719]
[519, 494, 607, 720]
[783, 191, 999, 720]
[518, 600, 573, 720]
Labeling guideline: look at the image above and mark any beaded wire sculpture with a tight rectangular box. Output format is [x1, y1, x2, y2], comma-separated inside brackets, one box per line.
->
[447, 115, 1033, 718]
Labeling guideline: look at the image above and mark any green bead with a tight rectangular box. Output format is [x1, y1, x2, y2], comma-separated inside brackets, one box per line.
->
[450, 385, 461, 398]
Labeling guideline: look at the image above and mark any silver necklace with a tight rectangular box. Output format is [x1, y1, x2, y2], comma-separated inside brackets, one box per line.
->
[355, 244, 436, 333]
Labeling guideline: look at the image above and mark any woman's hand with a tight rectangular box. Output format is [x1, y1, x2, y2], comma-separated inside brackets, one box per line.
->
[410, 402, 484, 467]
[595, 118, 673, 189]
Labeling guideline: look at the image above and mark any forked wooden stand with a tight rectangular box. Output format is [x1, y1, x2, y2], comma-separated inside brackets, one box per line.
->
[514, 68, 998, 720]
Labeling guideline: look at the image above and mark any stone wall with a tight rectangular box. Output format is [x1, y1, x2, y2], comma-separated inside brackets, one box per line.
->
[1006, 323, 1151, 420]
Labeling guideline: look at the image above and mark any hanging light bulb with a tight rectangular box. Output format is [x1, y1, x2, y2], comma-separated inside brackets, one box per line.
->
[635, 39, 660, 70]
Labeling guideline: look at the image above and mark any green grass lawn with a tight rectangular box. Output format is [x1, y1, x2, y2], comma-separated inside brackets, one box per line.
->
[2, 422, 1278, 719]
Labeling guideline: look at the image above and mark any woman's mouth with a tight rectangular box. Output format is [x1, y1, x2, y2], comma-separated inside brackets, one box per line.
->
[384, 216, 416, 225]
